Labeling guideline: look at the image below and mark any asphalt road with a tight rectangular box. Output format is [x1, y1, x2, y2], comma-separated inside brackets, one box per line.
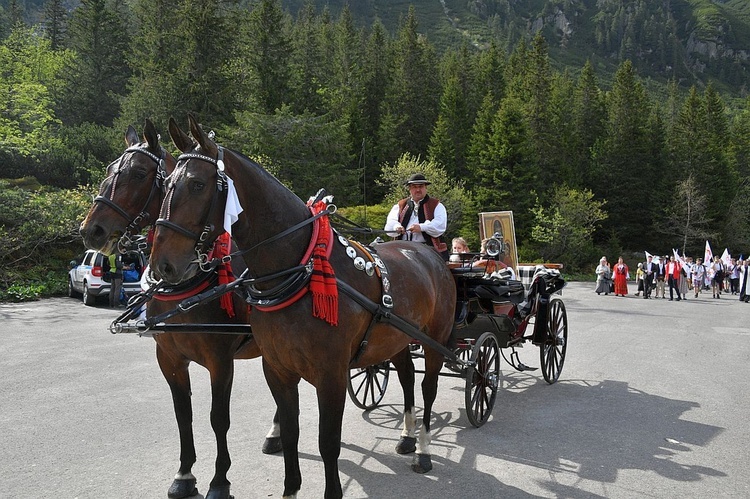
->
[1, 282, 749, 498]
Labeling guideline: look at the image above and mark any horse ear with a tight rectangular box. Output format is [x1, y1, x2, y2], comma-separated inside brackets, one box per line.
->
[187, 112, 217, 155]
[169, 117, 193, 153]
[125, 125, 139, 147]
[143, 119, 159, 152]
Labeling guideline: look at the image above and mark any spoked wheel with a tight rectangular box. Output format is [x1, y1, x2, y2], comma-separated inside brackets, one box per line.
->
[465, 332, 500, 427]
[347, 361, 390, 410]
[540, 299, 568, 384]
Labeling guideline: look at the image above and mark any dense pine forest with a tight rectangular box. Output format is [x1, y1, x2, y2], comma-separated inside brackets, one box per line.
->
[2, 0, 750, 299]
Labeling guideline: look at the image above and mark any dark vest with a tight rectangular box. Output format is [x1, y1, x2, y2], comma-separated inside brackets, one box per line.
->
[396, 196, 448, 258]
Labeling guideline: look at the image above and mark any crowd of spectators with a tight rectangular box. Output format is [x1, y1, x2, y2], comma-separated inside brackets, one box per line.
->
[594, 253, 750, 303]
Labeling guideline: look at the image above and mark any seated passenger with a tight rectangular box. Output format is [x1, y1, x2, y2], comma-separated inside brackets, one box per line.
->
[450, 237, 470, 263]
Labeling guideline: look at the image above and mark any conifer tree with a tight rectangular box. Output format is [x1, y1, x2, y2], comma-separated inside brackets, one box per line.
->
[591, 60, 654, 244]
[58, 0, 130, 126]
[239, 0, 292, 115]
[43, 0, 67, 50]
[471, 40, 505, 112]
[359, 18, 391, 199]
[466, 92, 498, 186]
[474, 96, 535, 239]
[568, 61, 605, 188]
[428, 48, 473, 178]
[379, 6, 439, 159]
[288, 1, 325, 115]
[728, 97, 750, 179]
[119, 0, 179, 129]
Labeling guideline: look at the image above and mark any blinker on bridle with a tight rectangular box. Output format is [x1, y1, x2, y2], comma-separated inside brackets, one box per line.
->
[155, 147, 228, 271]
[94, 144, 169, 253]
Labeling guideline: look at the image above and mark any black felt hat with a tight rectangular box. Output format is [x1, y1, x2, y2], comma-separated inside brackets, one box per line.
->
[404, 173, 431, 186]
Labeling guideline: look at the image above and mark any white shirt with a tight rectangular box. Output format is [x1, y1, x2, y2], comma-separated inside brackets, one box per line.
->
[384, 198, 447, 244]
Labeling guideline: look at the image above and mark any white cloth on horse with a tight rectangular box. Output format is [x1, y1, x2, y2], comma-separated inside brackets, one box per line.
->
[224, 175, 244, 235]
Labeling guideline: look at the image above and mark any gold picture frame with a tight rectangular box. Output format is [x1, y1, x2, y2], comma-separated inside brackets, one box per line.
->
[479, 211, 518, 272]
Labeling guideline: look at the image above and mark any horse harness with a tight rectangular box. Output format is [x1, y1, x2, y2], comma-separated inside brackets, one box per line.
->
[94, 144, 169, 253]
[135, 145, 463, 366]
[155, 148, 229, 270]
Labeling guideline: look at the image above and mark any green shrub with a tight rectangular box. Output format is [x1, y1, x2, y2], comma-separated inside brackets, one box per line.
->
[1, 283, 44, 302]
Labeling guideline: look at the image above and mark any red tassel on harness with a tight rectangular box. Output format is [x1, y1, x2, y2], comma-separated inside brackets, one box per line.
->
[308, 201, 338, 326]
[212, 232, 235, 318]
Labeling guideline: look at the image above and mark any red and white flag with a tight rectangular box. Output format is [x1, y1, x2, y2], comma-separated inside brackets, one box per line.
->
[721, 248, 732, 266]
[704, 241, 713, 263]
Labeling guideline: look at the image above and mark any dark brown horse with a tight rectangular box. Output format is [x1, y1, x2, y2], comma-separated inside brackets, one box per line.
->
[79, 120, 280, 499]
[149, 115, 457, 499]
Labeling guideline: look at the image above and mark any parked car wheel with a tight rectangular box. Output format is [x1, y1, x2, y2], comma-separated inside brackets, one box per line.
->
[83, 282, 97, 306]
[68, 277, 81, 299]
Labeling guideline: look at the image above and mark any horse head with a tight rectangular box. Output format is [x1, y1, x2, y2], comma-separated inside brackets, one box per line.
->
[151, 114, 228, 284]
[80, 119, 176, 255]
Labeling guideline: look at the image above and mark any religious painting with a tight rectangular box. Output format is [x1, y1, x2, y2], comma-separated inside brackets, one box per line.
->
[479, 211, 518, 272]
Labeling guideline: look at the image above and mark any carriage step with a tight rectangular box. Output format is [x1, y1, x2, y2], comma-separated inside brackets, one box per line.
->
[514, 362, 537, 372]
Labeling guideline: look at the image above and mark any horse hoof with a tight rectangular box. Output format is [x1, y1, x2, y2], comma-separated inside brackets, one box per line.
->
[205, 484, 232, 499]
[396, 436, 417, 454]
[262, 436, 283, 454]
[411, 453, 433, 474]
[167, 478, 198, 499]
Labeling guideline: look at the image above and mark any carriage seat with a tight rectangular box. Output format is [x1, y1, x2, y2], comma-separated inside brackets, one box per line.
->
[473, 280, 525, 305]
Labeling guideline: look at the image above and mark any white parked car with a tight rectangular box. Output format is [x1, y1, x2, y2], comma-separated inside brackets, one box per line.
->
[68, 249, 147, 306]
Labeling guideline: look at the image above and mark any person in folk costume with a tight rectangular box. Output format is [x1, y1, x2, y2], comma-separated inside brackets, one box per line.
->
[692, 257, 706, 298]
[711, 255, 725, 298]
[729, 257, 740, 295]
[643, 254, 656, 299]
[635, 262, 645, 296]
[611, 257, 629, 296]
[678, 256, 689, 300]
[665, 255, 682, 301]
[739, 259, 750, 303]
[384, 173, 449, 260]
[594, 256, 611, 295]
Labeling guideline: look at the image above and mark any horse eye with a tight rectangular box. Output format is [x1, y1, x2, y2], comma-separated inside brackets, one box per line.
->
[191, 181, 206, 193]
[131, 168, 148, 181]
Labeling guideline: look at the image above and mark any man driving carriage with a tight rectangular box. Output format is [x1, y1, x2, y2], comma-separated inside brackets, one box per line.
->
[384, 173, 449, 260]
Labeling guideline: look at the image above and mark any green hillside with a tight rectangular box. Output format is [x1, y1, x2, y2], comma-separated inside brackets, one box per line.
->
[4, 0, 750, 91]
[280, 0, 750, 92]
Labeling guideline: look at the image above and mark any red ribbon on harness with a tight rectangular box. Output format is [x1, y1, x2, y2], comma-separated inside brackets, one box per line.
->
[308, 201, 338, 326]
[211, 232, 235, 318]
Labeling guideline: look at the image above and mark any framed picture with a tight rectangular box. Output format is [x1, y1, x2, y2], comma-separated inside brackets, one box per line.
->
[479, 211, 518, 272]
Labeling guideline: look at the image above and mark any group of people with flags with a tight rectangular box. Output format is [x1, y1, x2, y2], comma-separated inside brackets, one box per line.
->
[596, 241, 750, 302]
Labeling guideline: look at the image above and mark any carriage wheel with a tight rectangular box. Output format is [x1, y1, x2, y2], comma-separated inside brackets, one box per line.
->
[347, 361, 390, 410]
[540, 299, 568, 384]
[465, 332, 500, 428]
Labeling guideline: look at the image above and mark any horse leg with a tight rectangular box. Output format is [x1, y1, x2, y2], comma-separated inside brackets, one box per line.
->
[262, 409, 283, 454]
[205, 358, 234, 499]
[412, 347, 443, 474]
[156, 345, 199, 499]
[390, 348, 417, 455]
[316, 373, 347, 499]
[263, 359, 302, 498]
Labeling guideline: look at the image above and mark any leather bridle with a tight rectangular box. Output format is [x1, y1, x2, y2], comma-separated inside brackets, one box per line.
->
[155, 148, 228, 270]
[94, 144, 169, 253]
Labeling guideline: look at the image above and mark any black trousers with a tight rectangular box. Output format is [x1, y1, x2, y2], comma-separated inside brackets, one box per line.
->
[668, 276, 680, 300]
[643, 274, 654, 298]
